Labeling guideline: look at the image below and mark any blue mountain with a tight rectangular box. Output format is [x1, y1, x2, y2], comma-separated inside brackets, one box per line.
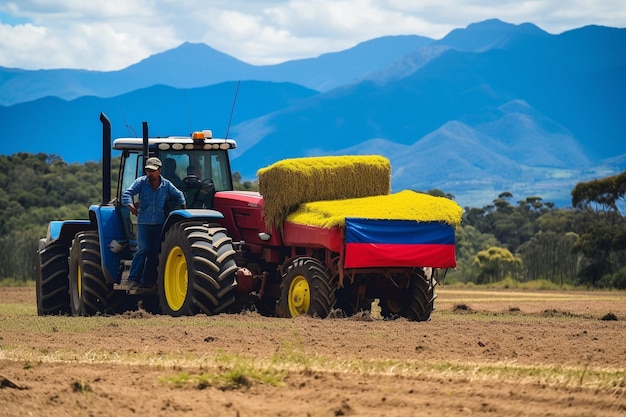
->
[0, 19, 624, 208]
[0, 36, 429, 106]
[0, 82, 317, 161]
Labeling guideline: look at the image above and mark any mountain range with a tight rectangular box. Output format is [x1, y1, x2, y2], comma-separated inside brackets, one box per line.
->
[1, 18, 624, 208]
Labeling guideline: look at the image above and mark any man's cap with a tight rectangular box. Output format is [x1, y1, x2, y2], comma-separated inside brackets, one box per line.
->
[145, 157, 162, 170]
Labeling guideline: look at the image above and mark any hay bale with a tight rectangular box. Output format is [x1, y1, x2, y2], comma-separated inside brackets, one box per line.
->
[258, 155, 391, 229]
[287, 190, 464, 228]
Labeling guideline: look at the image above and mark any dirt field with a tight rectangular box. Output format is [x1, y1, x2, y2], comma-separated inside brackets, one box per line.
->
[1, 286, 625, 417]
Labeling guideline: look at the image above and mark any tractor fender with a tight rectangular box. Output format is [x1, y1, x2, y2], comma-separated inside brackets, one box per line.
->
[161, 209, 225, 237]
[88, 204, 127, 284]
[44, 220, 93, 246]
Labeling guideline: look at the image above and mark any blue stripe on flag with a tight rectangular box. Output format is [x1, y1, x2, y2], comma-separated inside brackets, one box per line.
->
[345, 217, 455, 245]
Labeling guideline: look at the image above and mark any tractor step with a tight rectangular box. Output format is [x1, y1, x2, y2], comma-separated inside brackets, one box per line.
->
[114, 281, 157, 295]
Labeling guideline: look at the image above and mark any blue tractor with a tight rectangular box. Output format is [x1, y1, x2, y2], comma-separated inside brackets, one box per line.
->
[35, 113, 240, 316]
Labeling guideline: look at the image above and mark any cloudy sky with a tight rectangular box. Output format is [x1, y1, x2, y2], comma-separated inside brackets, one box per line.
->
[1, 0, 624, 71]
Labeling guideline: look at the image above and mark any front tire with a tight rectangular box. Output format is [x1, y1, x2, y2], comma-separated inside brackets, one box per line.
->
[158, 222, 238, 316]
[276, 257, 336, 318]
[36, 241, 71, 316]
[68, 231, 113, 316]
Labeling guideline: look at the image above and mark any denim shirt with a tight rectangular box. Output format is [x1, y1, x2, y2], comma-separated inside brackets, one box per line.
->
[122, 175, 186, 225]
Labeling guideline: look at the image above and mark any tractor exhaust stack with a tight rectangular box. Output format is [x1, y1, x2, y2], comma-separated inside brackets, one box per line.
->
[100, 112, 111, 205]
[142, 122, 149, 162]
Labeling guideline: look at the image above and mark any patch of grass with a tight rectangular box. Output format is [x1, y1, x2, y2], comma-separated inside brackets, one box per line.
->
[71, 380, 92, 394]
[160, 364, 285, 390]
[272, 339, 311, 371]
[159, 372, 193, 388]
[489, 276, 521, 289]
[435, 308, 589, 323]
[452, 303, 473, 313]
[0, 304, 37, 316]
[484, 277, 568, 290]
[443, 279, 579, 291]
[0, 306, 288, 334]
[425, 361, 625, 391]
[0, 278, 35, 287]
[518, 279, 572, 291]
[169, 353, 626, 393]
[0, 314, 123, 333]
[219, 365, 284, 390]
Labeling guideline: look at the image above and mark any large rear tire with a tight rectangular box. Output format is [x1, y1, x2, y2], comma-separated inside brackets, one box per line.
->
[68, 231, 113, 316]
[158, 222, 238, 316]
[276, 257, 336, 318]
[36, 241, 71, 316]
[380, 268, 436, 321]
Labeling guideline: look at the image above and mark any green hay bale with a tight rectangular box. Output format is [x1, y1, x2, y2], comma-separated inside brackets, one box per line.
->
[258, 155, 391, 229]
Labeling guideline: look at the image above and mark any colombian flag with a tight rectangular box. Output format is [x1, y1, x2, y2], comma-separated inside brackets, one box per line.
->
[344, 217, 456, 269]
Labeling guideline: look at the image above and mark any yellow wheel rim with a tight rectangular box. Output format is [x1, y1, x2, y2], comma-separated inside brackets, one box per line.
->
[164, 246, 188, 312]
[77, 263, 82, 298]
[288, 275, 310, 317]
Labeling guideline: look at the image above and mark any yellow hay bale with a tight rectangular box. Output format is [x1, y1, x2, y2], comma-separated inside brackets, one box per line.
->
[258, 155, 391, 229]
[287, 190, 464, 228]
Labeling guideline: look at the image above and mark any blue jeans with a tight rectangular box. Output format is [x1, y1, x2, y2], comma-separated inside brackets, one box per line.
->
[128, 224, 162, 284]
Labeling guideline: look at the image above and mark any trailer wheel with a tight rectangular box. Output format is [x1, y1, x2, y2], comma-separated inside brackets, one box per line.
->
[380, 268, 435, 321]
[158, 222, 237, 316]
[276, 257, 336, 318]
[36, 240, 71, 316]
[380, 296, 404, 319]
[335, 281, 374, 316]
[404, 268, 436, 321]
[68, 231, 113, 316]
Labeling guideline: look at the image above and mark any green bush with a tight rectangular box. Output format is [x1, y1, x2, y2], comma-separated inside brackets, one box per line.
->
[597, 267, 626, 289]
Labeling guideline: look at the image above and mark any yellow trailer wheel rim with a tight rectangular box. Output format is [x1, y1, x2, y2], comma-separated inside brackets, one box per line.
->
[288, 275, 310, 316]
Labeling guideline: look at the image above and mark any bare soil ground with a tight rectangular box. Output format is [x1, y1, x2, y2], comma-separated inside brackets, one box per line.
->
[1, 286, 625, 417]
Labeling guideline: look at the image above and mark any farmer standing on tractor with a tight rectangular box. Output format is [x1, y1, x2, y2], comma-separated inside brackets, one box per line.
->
[122, 157, 186, 290]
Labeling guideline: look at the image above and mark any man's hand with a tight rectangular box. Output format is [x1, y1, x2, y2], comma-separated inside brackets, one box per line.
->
[129, 205, 138, 216]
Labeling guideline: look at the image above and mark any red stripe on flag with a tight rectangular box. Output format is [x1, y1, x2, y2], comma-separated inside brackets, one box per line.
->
[344, 242, 456, 269]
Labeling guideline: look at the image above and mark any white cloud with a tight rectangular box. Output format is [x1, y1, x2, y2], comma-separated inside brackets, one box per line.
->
[0, 0, 624, 71]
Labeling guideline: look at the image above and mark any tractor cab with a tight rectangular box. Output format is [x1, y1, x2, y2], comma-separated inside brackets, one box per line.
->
[114, 130, 236, 210]
[106, 129, 239, 270]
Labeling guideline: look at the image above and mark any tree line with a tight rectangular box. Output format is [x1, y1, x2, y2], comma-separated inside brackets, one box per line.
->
[0, 152, 256, 283]
[444, 170, 626, 288]
[1, 152, 625, 288]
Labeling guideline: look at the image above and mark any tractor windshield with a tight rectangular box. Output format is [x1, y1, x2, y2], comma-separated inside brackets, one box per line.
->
[158, 149, 233, 191]
[118, 149, 233, 209]
[158, 149, 233, 208]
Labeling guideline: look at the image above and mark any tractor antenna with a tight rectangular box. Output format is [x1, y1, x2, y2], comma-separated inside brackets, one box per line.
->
[225, 80, 240, 139]
[120, 105, 137, 137]
[184, 90, 193, 136]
